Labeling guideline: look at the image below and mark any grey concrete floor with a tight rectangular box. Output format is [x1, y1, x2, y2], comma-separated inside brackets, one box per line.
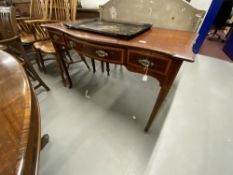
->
[34, 53, 233, 175]
[145, 55, 233, 175]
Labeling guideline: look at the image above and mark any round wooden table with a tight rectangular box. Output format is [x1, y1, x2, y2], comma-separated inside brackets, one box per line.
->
[0, 50, 41, 175]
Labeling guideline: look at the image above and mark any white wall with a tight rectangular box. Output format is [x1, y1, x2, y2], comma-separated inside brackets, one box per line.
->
[190, 0, 212, 10]
[81, 0, 212, 11]
[81, 0, 109, 9]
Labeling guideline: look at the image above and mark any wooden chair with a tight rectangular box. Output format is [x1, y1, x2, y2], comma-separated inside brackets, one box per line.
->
[16, 0, 49, 45]
[27, 0, 92, 86]
[0, 0, 12, 6]
[0, 6, 50, 91]
[49, 0, 78, 21]
[29, 19, 68, 85]
[47, 0, 110, 76]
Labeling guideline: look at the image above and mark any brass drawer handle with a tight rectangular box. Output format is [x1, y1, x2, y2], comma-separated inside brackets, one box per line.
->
[96, 50, 109, 58]
[138, 59, 154, 68]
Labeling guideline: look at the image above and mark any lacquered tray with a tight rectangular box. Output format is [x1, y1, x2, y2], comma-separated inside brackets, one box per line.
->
[64, 18, 152, 40]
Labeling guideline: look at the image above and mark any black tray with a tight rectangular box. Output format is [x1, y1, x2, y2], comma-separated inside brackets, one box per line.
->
[64, 18, 152, 40]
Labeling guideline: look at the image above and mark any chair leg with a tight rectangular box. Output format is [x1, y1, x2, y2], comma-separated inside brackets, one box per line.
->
[55, 53, 67, 86]
[26, 68, 36, 81]
[106, 62, 110, 76]
[56, 52, 73, 88]
[34, 48, 43, 71]
[39, 51, 46, 73]
[208, 28, 218, 40]
[101, 61, 104, 73]
[79, 54, 90, 70]
[226, 27, 233, 39]
[24, 62, 50, 91]
[91, 59, 96, 73]
[65, 50, 74, 62]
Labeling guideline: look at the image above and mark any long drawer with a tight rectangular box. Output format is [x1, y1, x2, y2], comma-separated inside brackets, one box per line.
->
[65, 35, 125, 64]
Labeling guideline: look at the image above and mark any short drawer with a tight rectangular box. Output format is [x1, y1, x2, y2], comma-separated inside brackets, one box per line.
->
[48, 30, 65, 45]
[127, 50, 171, 75]
[65, 37, 124, 64]
[65, 35, 85, 51]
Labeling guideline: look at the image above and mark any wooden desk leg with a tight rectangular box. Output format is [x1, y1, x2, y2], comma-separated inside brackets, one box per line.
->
[106, 62, 110, 76]
[101, 61, 104, 73]
[91, 59, 96, 73]
[58, 53, 73, 88]
[144, 60, 183, 132]
[55, 53, 67, 87]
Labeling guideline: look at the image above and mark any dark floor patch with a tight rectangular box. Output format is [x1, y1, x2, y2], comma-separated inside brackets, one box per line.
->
[199, 37, 232, 62]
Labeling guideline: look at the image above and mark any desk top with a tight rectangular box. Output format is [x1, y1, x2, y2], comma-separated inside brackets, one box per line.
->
[43, 22, 196, 62]
[0, 50, 31, 175]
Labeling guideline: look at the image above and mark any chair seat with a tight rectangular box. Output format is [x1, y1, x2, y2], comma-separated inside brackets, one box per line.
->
[0, 44, 7, 50]
[33, 40, 49, 49]
[34, 40, 55, 54]
[20, 34, 35, 44]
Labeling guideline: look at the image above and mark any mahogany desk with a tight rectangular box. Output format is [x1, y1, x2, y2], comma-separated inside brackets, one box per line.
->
[43, 22, 196, 132]
[0, 50, 41, 175]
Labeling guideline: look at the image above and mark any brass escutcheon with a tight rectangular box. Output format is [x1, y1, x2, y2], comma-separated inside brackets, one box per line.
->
[96, 50, 109, 58]
[138, 59, 155, 67]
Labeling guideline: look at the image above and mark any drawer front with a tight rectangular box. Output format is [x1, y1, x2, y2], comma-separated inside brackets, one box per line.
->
[127, 50, 171, 75]
[48, 30, 65, 45]
[65, 36, 124, 64]
[65, 35, 85, 52]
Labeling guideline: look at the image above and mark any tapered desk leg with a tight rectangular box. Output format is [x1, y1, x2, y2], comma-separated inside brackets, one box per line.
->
[101, 61, 104, 72]
[144, 60, 183, 132]
[91, 59, 96, 73]
[106, 62, 110, 76]
[144, 87, 169, 132]
[59, 53, 73, 88]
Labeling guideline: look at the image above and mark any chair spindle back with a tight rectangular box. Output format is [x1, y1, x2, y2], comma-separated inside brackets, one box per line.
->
[49, 0, 77, 21]
[0, 6, 18, 40]
[29, 0, 48, 19]
[0, 6, 27, 62]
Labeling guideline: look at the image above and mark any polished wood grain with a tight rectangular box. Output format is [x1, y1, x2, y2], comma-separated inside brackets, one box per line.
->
[0, 50, 41, 175]
[65, 35, 125, 64]
[127, 49, 172, 76]
[43, 22, 196, 62]
[43, 22, 196, 132]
